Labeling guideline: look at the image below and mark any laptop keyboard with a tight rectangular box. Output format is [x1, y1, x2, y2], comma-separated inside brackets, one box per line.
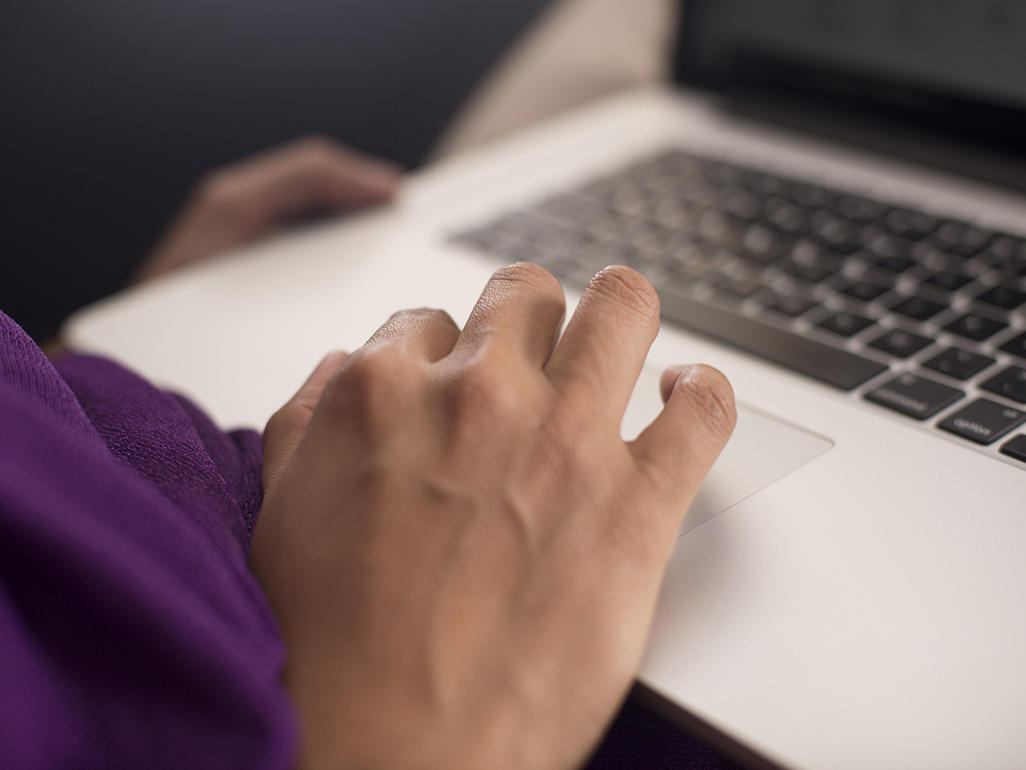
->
[451, 148, 1026, 463]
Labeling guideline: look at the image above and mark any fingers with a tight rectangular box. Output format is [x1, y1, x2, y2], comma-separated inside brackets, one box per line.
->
[630, 364, 736, 515]
[365, 308, 461, 363]
[545, 266, 661, 419]
[454, 263, 566, 367]
[263, 350, 350, 493]
[197, 136, 402, 238]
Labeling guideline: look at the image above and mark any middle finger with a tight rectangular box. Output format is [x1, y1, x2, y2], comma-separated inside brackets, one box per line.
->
[544, 266, 661, 420]
[452, 262, 567, 367]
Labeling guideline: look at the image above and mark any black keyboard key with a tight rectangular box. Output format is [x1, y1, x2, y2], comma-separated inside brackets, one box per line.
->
[938, 398, 1026, 444]
[536, 194, 605, 227]
[931, 221, 995, 258]
[786, 182, 836, 209]
[813, 217, 864, 255]
[999, 258, 1026, 278]
[1000, 434, 1026, 463]
[705, 272, 767, 299]
[976, 285, 1026, 311]
[817, 311, 876, 338]
[662, 240, 716, 269]
[798, 240, 847, 266]
[626, 225, 681, 263]
[865, 236, 918, 273]
[999, 332, 1026, 360]
[582, 215, 625, 245]
[988, 235, 1026, 261]
[723, 189, 764, 221]
[869, 254, 917, 273]
[701, 157, 745, 185]
[679, 181, 722, 209]
[922, 347, 995, 380]
[983, 235, 1026, 276]
[650, 199, 700, 231]
[487, 212, 554, 240]
[777, 256, 836, 284]
[452, 226, 511, 253]
[739, 169, 787, 197]
[608, 187, 650, 218]
[981, 366, 1026, 404]
[882, 208, 940, 240]
[759, 292, 819, 318]
[865, 373, 964, 420]
[834, 195, 887, 225]
[573, 175, 617, 201]
[839, 280, 889, 302]
[922, 270, 972, 293]
[662, 246, 723, 282]
[695, 211, 746, 248]
[658, 286, 888, 390]
[765, 199, 814, 236]
[739, 225, 792, 266]
[890, 295, 947, 321]
[868, 329, 932, 358]
[943, 313, 1008, 341]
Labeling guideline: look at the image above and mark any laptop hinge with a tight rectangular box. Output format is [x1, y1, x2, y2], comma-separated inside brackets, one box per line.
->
[717, 91, 1026, 197]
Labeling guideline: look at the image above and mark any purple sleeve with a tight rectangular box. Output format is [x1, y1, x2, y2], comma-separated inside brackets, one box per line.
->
[0, 312, 296, 769]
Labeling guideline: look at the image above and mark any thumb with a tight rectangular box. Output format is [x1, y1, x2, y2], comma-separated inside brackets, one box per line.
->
[262, 350, 349, 494]
[629, 364, 736, 528]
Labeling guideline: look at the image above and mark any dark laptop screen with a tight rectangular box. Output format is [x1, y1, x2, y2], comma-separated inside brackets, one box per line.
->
[676, 0, 1026, 155]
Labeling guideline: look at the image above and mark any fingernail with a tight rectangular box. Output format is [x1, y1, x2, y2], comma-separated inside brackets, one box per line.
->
[672, 364, 702, 382]
[663, 364, 685, 380]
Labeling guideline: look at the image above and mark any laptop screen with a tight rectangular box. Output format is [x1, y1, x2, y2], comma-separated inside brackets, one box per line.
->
[676, 0, 1026, 155]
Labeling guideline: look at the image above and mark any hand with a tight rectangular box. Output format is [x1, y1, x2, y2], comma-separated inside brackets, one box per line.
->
[252, 264, 736, 770]
[133, 137, 401, 283]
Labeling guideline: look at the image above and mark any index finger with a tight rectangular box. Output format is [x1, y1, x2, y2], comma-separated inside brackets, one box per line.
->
[544, 266, 661, 419]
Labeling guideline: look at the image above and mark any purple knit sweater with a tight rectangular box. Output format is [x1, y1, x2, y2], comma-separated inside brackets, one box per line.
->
[0, 310, 295, 769]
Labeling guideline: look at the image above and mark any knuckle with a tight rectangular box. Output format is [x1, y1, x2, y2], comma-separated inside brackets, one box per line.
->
[674, 365, 737, 438]
[457, 359, 515, 410]
[587, 265, 660, 323]
[445, 353, 527, 426]
[263, 403, 295, 440]
[331, 344, 410, 398]
[318, 344, 419, 430]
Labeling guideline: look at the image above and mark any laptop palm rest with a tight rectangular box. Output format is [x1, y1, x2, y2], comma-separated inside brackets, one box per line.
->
[622, 364, 833, 534]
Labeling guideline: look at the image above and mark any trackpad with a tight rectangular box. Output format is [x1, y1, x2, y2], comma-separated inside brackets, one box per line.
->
[622, 365, 833, 533]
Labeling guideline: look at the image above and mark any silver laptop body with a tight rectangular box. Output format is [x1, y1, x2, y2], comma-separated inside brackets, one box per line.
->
[67, 2, 1026, 766]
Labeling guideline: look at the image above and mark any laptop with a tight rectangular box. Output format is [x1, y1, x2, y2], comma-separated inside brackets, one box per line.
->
[66, 1, 1026, 767]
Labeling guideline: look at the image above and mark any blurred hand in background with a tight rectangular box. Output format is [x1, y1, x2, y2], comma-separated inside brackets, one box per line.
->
[133, 137, 401, 283]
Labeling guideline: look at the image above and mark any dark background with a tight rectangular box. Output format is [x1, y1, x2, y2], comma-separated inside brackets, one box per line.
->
[1, 0, 551, 341]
